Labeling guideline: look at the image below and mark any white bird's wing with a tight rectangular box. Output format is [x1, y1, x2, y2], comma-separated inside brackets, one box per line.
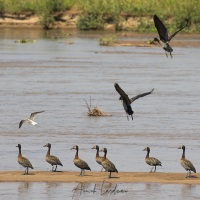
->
[29, 111, 45, 120]
[19, 119, 28, 129]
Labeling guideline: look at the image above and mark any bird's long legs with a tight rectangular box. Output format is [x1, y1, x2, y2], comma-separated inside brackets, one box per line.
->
[127, 115, 133, 121]
[108, 172, 112, 179]
[79, 169, 85, 176]
[54, 165, 57, 172]
[165, 51, 173, 59]
[101, 167, 106, 172]
[149, 166, 155, 173]
[165, 51, 168, 58]
[154, 166, 157, 172]
[186, 170, 191, 178]
[24, 167, 28, 175]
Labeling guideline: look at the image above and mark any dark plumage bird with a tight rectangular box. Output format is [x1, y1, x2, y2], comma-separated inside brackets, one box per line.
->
[178, 145, 196, 178]
[92, 145, 104, 171]
[71, 145, 91, 176]
[16, 144, 34, 175]
[153, 14, 188, 58]
[43, 143, 63, 172]
[143, 147, 162, 172]
[114, 83, 154, 120]
[19, 111, 44, 128]
[100, 148, 118, 178]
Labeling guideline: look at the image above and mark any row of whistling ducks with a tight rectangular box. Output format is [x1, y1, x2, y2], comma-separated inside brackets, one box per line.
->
[16, 144, 196, 178]
[144, 146, 196, 178]
[16, 144, 118, 178]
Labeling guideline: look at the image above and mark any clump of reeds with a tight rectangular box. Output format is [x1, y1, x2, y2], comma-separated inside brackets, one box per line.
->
[15, 39, 36, 43]
[83, 97, 110, 116]
[99, 35, 116, 46]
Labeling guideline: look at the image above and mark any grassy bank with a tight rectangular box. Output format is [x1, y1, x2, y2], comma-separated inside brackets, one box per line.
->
[0, 0, 199, 32]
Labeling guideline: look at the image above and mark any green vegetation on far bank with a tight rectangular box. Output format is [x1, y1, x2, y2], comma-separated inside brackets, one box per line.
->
[0, 0, 75, 29]
[0, 0, 199, 32]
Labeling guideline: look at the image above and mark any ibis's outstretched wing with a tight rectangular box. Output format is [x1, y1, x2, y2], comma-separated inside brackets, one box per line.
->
[114, 83, 131, 104]
[168, 20, 189, 41]
[153, 15, 168, 42]
[130, 89, 154, 103]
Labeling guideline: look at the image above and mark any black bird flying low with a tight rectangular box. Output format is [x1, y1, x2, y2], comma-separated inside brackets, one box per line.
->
[153, 14, 189, 58]
[114, 83, 154, 120]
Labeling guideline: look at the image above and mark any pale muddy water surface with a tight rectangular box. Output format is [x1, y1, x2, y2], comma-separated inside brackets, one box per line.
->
[0, 29, 200, 199]
[1, 182, 200, 200]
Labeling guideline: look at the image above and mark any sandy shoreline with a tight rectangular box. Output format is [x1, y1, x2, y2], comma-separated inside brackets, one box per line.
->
[0, 171, 199, 184]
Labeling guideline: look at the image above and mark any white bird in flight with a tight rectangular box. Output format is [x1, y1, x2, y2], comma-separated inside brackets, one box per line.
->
[19, 111, 45, 129]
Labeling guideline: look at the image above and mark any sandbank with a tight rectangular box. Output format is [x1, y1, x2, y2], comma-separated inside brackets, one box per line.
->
[0, 171, 199, 184]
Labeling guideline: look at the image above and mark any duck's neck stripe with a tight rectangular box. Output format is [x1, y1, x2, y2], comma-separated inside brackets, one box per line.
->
[146, 150, 150, 158]
[104, 151, 107, 159]
[47, 147, 50, 156]
[75, 149, 79, 159]
[182, 148, 185, 159]
[18, 147, 22, 156]
[96, 149, 99, 158]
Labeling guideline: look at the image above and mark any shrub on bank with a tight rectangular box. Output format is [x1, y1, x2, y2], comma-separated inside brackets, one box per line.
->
[35, 0, 75, 29]
[76, 0, 200, 32]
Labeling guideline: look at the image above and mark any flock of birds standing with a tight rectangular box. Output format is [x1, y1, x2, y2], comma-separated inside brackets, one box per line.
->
[16, 15, 194, 178]
[16, 142, 196, 178]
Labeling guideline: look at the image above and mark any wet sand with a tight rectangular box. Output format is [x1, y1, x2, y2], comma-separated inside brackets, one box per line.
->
[0, 171, 199, 184]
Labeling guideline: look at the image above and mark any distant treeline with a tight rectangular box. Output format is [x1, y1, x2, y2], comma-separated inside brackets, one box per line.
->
[0, 0, 199, 32]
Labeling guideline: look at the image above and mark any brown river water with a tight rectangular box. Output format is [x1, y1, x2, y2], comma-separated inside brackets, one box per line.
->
[0, 29, 200, 199]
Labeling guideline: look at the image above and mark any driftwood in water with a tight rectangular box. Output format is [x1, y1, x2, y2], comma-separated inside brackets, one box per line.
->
[83, 97, 110, 116]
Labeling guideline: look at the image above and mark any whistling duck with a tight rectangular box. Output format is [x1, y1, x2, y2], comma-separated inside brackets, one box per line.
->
[92, 145, 104, 171]
[178, 145, 196, 178]
[100, 148, 118, 178]
[71, 145, 91, 176]
[143, 146, 162, 172]
[16, 144, 34, 175]
[43, 143, 63, 172]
